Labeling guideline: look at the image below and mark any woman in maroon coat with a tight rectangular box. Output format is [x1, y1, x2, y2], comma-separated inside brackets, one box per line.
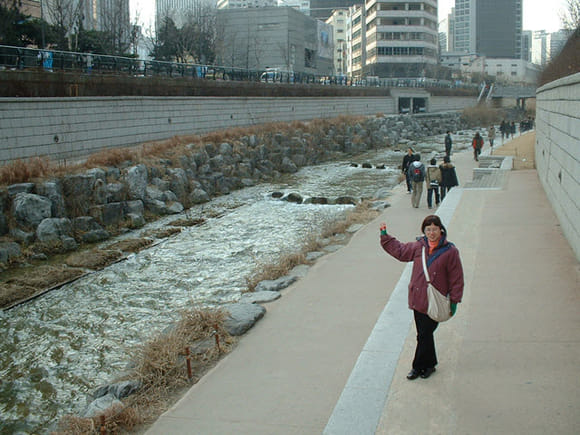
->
[380, 215, 464, 380]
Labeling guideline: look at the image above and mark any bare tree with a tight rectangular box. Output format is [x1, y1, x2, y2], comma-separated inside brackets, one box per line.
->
[559, 0, 580, 31]
[99, 0, 132, 55]
[45, 0, 83, 50]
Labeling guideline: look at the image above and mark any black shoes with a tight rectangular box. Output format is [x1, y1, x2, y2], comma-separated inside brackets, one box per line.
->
[407, 367, 436, 380]
[420, 367, 436, 379]
[406, 369, 421, 380]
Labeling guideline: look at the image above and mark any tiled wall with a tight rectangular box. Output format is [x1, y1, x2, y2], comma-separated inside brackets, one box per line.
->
[535, 72, 580, 261]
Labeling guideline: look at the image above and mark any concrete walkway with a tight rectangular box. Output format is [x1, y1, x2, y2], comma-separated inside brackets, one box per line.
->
[146, 132, 580, 434]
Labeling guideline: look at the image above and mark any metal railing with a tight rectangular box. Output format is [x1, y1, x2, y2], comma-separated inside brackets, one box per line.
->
[0, 44, 479, 90]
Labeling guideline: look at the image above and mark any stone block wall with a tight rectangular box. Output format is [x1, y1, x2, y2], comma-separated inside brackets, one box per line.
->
[1, 96, 395, 164]
[535, 72, 580, 261]
[0, 95, 479, 165]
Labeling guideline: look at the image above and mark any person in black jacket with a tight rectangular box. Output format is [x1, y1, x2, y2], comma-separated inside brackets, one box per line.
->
[439, 156, 459, 201]
[401, 148, 415, 193]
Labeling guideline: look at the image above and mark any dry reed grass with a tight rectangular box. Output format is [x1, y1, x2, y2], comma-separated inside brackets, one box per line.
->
[0, 157, 50, 185]
[461, 106, 505, 127]
[65, 249, 123, 270]
[54, 307, 234, 434]
[106, 238, 153, 253]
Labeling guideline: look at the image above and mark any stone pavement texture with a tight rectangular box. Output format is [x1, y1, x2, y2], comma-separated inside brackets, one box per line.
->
[146, 132, 580, 434]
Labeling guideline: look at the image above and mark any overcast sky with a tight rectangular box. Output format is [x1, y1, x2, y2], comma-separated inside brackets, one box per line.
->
[131, 0, 568, 33]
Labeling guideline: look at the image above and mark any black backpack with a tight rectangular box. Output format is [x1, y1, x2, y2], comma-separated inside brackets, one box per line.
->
[411, 165, 424, 182]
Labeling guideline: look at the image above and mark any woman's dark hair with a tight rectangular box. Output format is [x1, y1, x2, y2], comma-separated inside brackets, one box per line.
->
[414, 153, 421, 161]
[421, 215, 447, 235]
[430, 158, 436, 165]
[443, 156, 451, 163]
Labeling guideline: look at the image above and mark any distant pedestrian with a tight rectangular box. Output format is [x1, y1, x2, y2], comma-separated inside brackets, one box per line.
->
[510, 121, 516, 138]
[401, 148, 415, 193]
[425, 158, 441, 209]
[409, 154, 425, 208]
[379, 215, 464, 380]
[444, 131, 452, 157]
[487, 125, 496, 153]
[472, 132, 483, 161]
[500, 120, 507, 141]
[439, 156, 459, 201]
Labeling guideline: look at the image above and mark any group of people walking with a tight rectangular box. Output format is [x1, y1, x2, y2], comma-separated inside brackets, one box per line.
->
[401, 148, 459, 209]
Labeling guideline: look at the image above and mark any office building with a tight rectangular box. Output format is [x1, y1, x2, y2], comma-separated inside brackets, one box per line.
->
[352, 0, 438, 78]
[216, 0, 278, 10]
[454, 0, 522, 58]
[215, 7, 333, 75]
[325, 9, 348, 75]
[309, 0, 359, 20]
[278, 0, 311, 16]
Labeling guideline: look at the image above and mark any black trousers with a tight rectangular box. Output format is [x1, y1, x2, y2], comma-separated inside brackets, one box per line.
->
[412, 310, 438, 370]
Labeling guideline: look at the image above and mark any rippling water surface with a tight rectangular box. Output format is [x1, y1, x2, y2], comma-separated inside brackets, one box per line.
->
[0, 136, 473, 432]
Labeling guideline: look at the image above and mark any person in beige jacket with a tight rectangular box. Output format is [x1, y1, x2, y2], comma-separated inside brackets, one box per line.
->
[425, 158, 441, 209]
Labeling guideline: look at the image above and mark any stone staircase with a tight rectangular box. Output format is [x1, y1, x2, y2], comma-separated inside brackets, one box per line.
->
[465, 155, 513, 189]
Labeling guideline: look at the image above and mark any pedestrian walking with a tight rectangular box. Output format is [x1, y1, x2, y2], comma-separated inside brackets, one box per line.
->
[500, 120, 507, 142]
[510, 121, 516, 138]
[401, 148, 415, 193]
[409, 155, 425, 208]
[472, 132, 483, 161]
[379, 215, 464, 380]
[487, 125, 496, 153]
[425, 158, 441, 209]
[444, 131, 452, 157]
[439, 156, 459, 201]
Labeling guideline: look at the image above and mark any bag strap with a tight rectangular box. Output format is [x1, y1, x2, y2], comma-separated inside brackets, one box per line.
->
[421, 246, 431, 283]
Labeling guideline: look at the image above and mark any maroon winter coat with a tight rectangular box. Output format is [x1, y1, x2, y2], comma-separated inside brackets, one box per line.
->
[380, 234, 464, 314]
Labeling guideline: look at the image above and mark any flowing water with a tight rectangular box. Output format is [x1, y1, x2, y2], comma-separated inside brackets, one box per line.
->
[0, 133, 474, 433]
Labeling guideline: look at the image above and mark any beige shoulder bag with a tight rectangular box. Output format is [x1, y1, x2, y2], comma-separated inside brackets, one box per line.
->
[422, 246, 452, 322]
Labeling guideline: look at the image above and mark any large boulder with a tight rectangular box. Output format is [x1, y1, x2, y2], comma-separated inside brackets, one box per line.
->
[0, 242, 21, 264]
[82, 394, 123, 418]
[36, 181, 66, 217]
[125, 164, 148, 200]
[255, 275, 298, 292]
[72, 217, 110, 243]
[189, 188, 210, 204]
[224, 303, 266, 336]
[7, 183, 34, 196]
[61, 174, 97, 216]
[280, 157, 298, 173]
[168, 168, 189, 201]
[13, 193, 52, 227]
[92, 380, 141, 401]
[36, 217, 73, 243]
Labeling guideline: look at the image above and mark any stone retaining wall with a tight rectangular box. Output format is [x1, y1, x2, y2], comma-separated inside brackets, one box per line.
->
[535, 72, 580, 261]
[0, 95, 476, 165]
[0, 113, 466, 267]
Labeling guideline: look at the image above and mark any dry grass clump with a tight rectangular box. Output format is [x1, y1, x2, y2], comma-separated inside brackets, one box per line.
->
[55, 308, 234, 433]
[168, 217, 206, 227]
[246, 251, 307, 292]
[106, 238, 153, 253]
[147, 227, 182, 239]
[0, 157, 50, 185]
[65, 249, 123, 269]
[85, 147, 139, 167]
[5, 264, 84, 289]
[321, 200, 379, 238]
[461, 106, 504, 127]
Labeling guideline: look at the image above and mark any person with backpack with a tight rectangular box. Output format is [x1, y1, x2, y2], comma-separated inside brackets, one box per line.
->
[472, 132, 483, 161]
[439, 156, 459, 201]
[410, 154, 425, 208]
[425, 158, 441, 209]
[401, 148, 415, 193]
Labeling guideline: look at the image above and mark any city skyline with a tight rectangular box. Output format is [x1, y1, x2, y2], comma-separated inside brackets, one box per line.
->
[130, 0, 569, 35]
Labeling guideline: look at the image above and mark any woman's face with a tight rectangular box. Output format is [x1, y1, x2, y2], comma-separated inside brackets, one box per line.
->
[424, 224, 442, 242]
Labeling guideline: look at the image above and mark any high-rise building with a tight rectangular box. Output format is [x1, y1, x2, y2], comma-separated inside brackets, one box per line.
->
[521, 30, 532, 62]
[454, 0, 522, 58]
[325, 8, 348, 75]
[352, 0, 438, 78]
[81, 0, 131, 33]
[447, 7, 455, 51]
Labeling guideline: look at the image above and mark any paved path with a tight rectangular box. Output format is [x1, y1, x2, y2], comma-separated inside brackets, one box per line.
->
[147, 132, 580, 434]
